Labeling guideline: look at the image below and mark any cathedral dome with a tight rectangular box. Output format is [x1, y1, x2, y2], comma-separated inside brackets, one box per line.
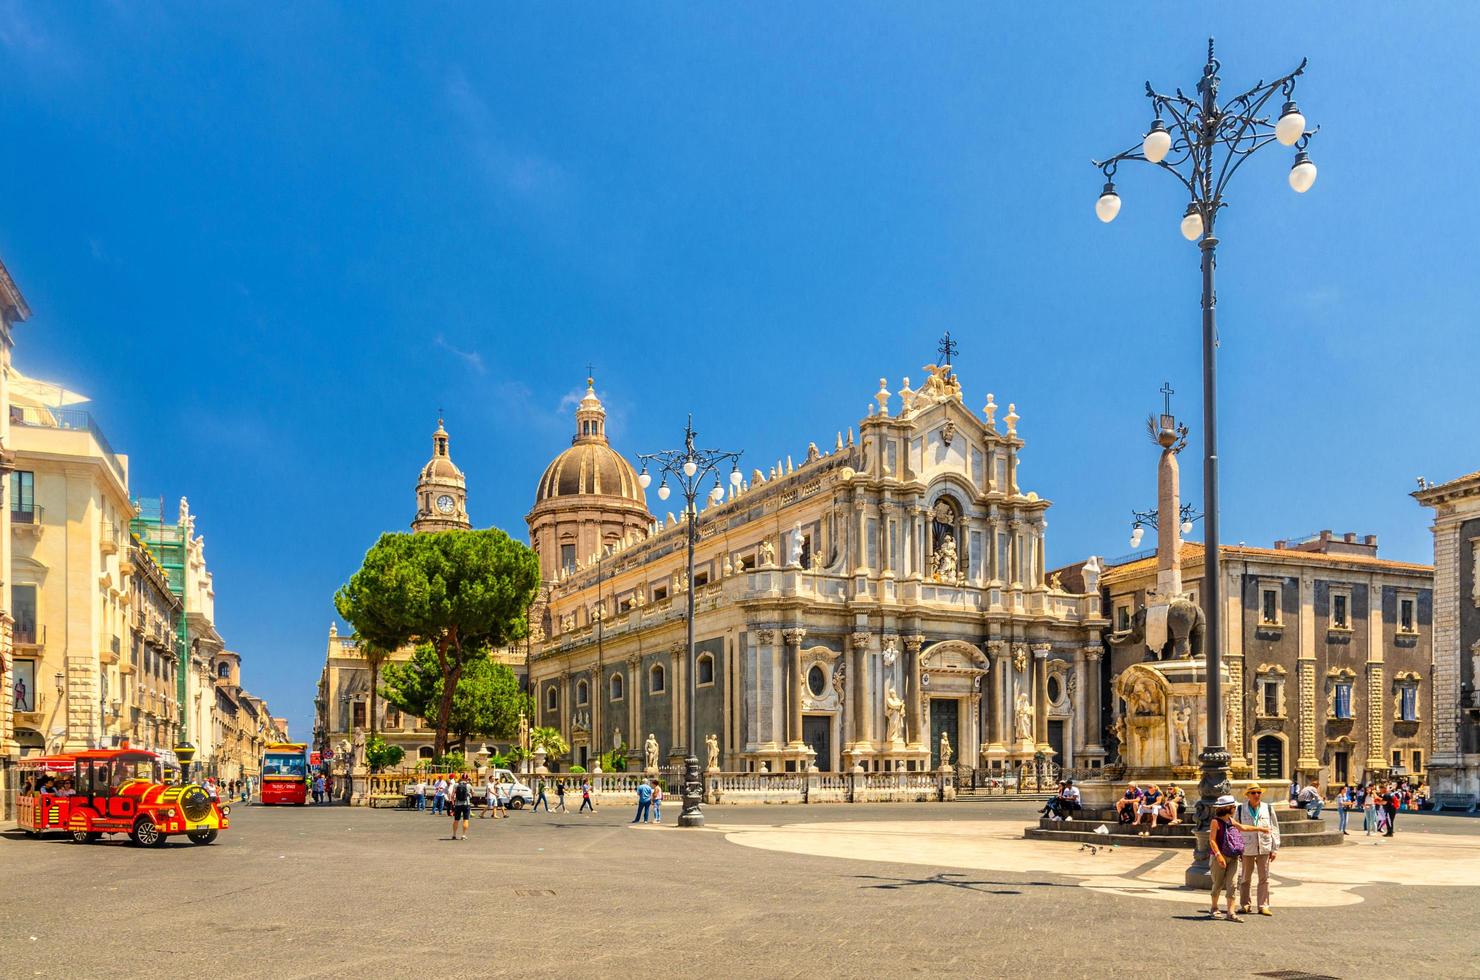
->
[535, 441, 645, 504]
[532, 379, 645, 506]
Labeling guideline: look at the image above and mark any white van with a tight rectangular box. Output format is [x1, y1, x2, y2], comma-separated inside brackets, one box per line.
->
[493, 769, 534, 809]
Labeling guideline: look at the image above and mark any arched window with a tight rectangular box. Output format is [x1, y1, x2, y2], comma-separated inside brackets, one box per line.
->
[217, 662, 230, 679]
[696, 653, 715, 687]
[650, 664, 666, 694]
[576, 680, 589, 706]
[546, 686, 558, 711]
[610, 673, 624, 701]
[1255, 734, 1284, 781]
[418, 746, 434, 760]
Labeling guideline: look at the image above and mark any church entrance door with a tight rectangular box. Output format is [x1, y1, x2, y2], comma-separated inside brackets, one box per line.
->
[1048, 720, 1065, 763]
[802, 715, 832, 771]
[929, 698, 959, 769]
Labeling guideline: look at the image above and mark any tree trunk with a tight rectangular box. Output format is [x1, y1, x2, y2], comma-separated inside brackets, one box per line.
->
[368, 657, 381, 738]
[433, 633, 457, 757]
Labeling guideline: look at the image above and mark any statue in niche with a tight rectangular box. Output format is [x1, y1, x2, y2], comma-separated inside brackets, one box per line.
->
[882, 638, 898, 668]
[787, 522, 805, 568]
[706, 733, 720, 771]
[644, 733, 660, 772]
[884, 684, 906, 744]
[1014, 692, 1033, 743]
[612, 727, 623, 749]
[759, 538, 776, 568]
[939, 732, 953, 768]
[932, 533, 959, 580]
[1173, 702, 1193, 766]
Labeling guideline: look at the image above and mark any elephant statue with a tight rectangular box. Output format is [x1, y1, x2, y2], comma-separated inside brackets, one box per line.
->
[1107, 597, 1205, 661]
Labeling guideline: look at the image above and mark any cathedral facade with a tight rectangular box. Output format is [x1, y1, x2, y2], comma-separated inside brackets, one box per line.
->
[526, 363, 1108, 774]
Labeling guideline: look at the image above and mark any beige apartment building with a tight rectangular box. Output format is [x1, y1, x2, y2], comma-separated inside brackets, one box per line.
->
[124, 538, 182, 755]
[0, 256, 28, 818]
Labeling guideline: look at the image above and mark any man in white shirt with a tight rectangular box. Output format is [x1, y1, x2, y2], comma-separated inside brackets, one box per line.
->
[1296, 780, 1324, 819]
[1236, 784, 1282, 915]
[482, 775, 501, 819]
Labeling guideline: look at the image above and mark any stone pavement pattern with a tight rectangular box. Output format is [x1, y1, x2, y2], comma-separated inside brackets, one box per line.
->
[3, 802, 1477, 979]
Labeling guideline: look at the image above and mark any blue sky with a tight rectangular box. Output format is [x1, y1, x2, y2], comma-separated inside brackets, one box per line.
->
[3, 4, 1476, 740]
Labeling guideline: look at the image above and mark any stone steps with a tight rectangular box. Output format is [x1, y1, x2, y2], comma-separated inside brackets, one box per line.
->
[955, 793, 1054, 803]
[1025, 815, 1343, 848]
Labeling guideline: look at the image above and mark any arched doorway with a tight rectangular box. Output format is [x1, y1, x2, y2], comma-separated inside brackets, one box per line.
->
[1255, 734, 1284, 781]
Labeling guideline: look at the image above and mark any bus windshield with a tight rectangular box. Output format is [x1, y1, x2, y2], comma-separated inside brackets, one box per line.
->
[263, 753, 307, 778]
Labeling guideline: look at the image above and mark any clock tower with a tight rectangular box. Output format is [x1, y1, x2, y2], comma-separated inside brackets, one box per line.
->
[412, 418, 470, 533]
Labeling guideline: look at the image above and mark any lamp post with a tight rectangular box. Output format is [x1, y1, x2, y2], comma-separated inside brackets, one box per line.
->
[638, 415, 743, 828]
[1093, 39, 1317, 887]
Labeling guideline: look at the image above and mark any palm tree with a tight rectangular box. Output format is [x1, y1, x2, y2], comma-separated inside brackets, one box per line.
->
[529, 726, 569, 760]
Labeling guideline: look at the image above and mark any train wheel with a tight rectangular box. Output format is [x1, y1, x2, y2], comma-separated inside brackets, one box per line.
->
[131, 818, 164, 848]
[186, 829, 218, 845]
[71, 830, 101, 844]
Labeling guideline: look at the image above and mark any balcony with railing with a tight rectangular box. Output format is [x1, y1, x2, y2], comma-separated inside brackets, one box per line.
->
[11, 405, 127, 484]
[14, 622, 44, 647]
[11, 503, 43, 538]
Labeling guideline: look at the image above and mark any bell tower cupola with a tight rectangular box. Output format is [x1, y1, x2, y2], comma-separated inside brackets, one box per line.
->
[412, 418, 471, 533]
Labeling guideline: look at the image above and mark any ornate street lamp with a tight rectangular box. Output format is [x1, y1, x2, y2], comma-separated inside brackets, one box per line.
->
[1092, 39, 1317, 887]
[637, 415, 743, 828]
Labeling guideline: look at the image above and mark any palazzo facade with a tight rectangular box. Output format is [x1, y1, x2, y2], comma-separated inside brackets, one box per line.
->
[527, 364, 1108, 774]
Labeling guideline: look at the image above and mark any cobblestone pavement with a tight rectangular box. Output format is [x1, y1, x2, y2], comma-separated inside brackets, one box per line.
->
[3, 801, 1477, 979]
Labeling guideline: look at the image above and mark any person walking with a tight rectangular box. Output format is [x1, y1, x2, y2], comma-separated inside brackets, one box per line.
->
[1360, 783, 1378, 836]
[1208, 795, 1246, 921]
[413, 778, 426, 812]
[632, 779, 653, 824]
[555, 780, 568, 813]
[432, 777, 448, 816]
[533, 778, 550, 813]
[1236, 784, 1281, 916]
[579, 779, 595, 814]
[449, 773, 472, 840]
[1382, 783, 1400, 837]
[482, 773, 500, 819]
[651, 780, 663, 823]
[1335, 784, 1353, 835]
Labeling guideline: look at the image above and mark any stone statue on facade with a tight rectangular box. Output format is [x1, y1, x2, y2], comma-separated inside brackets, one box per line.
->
[939, 732, 953, 768]
[787, 521, 805, 568]
[1172, 702, 1193, 767]
[1014, 692, 1033, 743]
[931, 533, 959, 580]
[612, 727, 622, 749]
[759, 538, 776, 568]
[705, 733, 720, 772]
[644, 733, 660, 773]
[882, 637, 898, 668]
[884, 684, 906, 745]
[723, 554, 734, 576]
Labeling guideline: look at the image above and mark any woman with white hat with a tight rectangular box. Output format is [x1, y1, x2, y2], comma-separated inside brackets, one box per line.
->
[1208, 794, 1270, 921]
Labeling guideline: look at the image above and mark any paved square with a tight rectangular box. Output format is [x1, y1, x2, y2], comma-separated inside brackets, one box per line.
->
[4, 802, 1477, 978]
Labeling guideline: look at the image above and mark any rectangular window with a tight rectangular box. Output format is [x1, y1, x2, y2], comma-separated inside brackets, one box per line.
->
[996, 533, 1009, 582]
[1392, 750, 1401, 768]
[1116, 605, 1131, 632]
[560, 544, 576, 573]
[1261, 588, 1279, 624]
[693, 570, 709, 588]
[866, 519, 879, 570]
[1334, 751, 1349, 784]
[1262, 681, 1280, 717]
[1412, 750, 1423, 773]
[994, 457, 1007, 492]
[10, 470, 34, 521]
[1332, 593, 1349, 629]
[12, 584, 37, 644]
[1399, 598, 1415, 632]
[1334, 682, 1353, 719]
[652, 585, 668, 602]
[969, 530, 983, 581]
[885, 440, 898, 478]
[12, 659, 35, 712]
[1400, 687, 1417, 722]
[739, 553, 756, 572]
[351, 701, 366, 729]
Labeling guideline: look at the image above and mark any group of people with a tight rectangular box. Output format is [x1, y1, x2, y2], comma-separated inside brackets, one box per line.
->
[202, 777, 252, 803]
[1112, 782, 1188, 833]
[310, 773, 329, 804]
[631, 778, 664, 824]
[1324, 781, 1409, 837]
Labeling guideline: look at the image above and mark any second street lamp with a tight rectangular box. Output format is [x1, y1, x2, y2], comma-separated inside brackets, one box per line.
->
[637, 415, 742, 828]
[1092, 38, 1318, 888]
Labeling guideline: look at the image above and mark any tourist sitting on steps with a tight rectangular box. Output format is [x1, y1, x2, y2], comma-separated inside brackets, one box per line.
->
[1160, 785, 1186, 825]
[1131, 783, 1165, 835]
[1115, 784, 1142, 824]
[1041, 780, 1082, 821]
[1296, 780, 1324, 819]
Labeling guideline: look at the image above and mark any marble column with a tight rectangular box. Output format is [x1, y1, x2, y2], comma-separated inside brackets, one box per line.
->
[905, 635, 925, 748]
[1083, 647, 1104, 756]
[784, 628, 807, 748]
[986, 641, 1008, 756]
[849, 631, 873, 747]
[669, 645, 684, 755]
[1032, 644, 1052, 755]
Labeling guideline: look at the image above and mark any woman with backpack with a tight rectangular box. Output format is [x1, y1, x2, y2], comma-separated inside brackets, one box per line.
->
[1208, 794, 1270, 921]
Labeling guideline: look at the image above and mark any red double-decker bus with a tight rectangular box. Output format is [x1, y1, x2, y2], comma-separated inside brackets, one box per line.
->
[260, 743, 310, 805]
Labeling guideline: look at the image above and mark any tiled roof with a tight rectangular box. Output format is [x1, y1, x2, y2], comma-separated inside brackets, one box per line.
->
[1103, 541, 1431, 583]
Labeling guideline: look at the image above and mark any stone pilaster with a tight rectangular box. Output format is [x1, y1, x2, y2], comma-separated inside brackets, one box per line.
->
[1430, 521, 1461, 764]
[1365, 663, 1386, 771]
[625, 654, 641, 757]
[1297, 660, 1319, 773]
[849, 630, 873, 747]
[986, 641, 1007, 756]
[0, 613, 13, 758]
[1082, 646, 1104, 756]
[1227, 656, 1246, 768]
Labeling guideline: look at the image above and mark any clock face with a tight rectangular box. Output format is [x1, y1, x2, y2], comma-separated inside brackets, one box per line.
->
[436, 494, 456, 515]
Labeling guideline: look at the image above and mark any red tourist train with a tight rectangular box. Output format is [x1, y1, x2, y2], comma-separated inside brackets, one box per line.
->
[16, 745, 230, 846]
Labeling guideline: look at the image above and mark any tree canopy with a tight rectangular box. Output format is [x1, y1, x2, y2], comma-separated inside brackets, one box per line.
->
[380, 644, 530, 747]
[335, 528, 539, 754]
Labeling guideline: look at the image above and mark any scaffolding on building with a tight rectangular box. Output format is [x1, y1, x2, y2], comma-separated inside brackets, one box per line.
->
[130, 497, 189, 743]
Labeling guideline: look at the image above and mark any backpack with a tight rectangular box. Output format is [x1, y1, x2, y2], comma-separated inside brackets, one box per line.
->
[454, 781, 470, 805]
[1215, 817, 1245, 857]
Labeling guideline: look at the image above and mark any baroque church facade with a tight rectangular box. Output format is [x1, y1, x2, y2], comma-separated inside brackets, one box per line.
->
[525, 363, 1109, 774]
